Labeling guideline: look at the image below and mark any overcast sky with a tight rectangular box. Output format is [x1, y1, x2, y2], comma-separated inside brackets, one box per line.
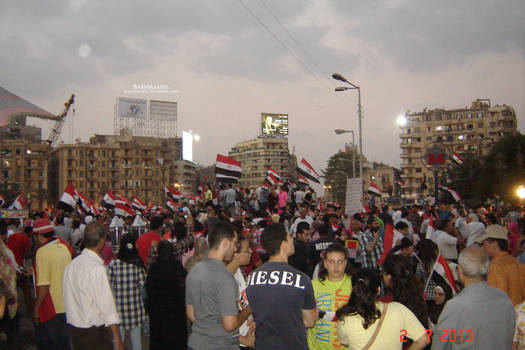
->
[2, 0, 524, 185]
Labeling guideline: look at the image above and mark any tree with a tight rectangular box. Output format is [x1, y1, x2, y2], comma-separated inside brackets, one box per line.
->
[448, 132, 525, 205]
[322, 150, 363, 204]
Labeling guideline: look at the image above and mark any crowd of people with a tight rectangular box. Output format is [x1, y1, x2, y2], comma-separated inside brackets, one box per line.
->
[0, 182, 524, 350]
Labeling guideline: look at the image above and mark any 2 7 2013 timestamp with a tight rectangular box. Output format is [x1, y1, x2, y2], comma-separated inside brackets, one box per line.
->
[400, 329, 473, 343]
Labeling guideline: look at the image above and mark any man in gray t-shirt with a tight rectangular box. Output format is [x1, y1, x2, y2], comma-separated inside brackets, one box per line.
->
[186, 222, 251, 350]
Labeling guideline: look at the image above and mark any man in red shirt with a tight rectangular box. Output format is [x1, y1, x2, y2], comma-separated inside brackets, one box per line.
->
[7, 226, 32, 267]
[136, 216, 162, 265]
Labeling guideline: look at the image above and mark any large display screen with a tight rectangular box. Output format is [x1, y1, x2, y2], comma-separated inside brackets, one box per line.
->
[261, 113, 288, 136]
[182, 130, 193, 162]
[117, 97, 147, 119]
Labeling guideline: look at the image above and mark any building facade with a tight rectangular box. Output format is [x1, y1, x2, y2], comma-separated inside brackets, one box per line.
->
[173, 160, 198, 197]
[50, 129, 183, 205]
[399, 99, 517, 199]
[363, 161, 400, 197]
[228, 137, 294, 188]
[0, 139, 51, 210]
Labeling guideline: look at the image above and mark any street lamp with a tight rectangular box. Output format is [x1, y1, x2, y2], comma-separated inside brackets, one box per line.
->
[396, 115, 407, 127]
[517, 186, 525, 200]
[332, 73, 363, 199]
[334, 129, 356, 178]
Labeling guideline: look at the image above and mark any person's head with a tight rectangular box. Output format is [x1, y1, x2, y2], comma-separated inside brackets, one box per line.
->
[394, 221, 409, 236]
[33, 218, 56, 245]
[478, 225, 508, 258]
[319, 243, 348, 282]
[208, 222, 237, 261]
[417, 239, 439, 265]
[318, 223, 329, 237]
[367, 217, 380, 232]
[435, 218, 449, 231]
[150, 216, 163, 232]
[83, 221, 107, 252]
[457, 247, 489, 285]
[466, 213, 479, 223]
[193, 237, 208, 259]
[261, 223, 293, 258]
[336, 268, 381, 329]
[382, 254, 413, 288]
[432, 283, 452, 306]
[350, 219, 361, 233]
[299, 207, 307, 218]
[296, 222, 311, 243]
[117, 234, 142, 267]
[230, 236, 252, 268]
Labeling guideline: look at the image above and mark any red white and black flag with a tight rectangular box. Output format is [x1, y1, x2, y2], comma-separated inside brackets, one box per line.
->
[267, 166, 281, 180]
[102, 190, 116, 209]
[266, 173, 278, 186]
[367, 182, 383, 196]
[115, 195, 135, 217]
[439, 186, 461, 202]
[0, 194, 5, 208]
[58, 183, 78, 212]
[131, 196, 147, 211]
[451, 152, 463, 165]
[426, 253, 459, 295]
[215, 154, 242, 182]
[164, 185, 182, 202]
[166, 198, 180, 213]
[395, 179, 405, 186]
[8, 193, 26, 210]
[297, 158, 320, 184]
[297, 175, 308, 186]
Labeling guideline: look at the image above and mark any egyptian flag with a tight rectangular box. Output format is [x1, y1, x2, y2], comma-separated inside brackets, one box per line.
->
[164, 186, 182, 202]
[298, 175, 308, 186]
[452, 152, 463, 165]
[0, 194, 5, 208]
[267, 167, 281, 180]
[197, 184, 204, 193]
[102, 190, 116, 209]
[115, 196, 135, 217]
[8, 193, 26, 210]
[77, 192, 93, 214]
[297, 158, 320, 184]
[367, 183, 383, 196]
[426, 214, 435, 239]
[132, 196, 147, 211]
[362, 205, 371, 213]
[439, 186, 461, 202]
[377, 224, 395, 265]
[266, 173, 278, 186]
[395, 179, 405, 187]
[215, 154, 242, 182]
[58, 184, 78, 212]
[426, 253, 459, 294]
[166, 198, 180, 213]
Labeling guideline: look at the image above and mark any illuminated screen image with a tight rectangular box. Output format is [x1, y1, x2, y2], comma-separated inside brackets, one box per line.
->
[261, 113, 288, 136]
[182, 130, 193, 162]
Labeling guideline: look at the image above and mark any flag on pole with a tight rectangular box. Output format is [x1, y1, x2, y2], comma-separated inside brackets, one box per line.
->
[8, 193, 26, 210]
[58, 183, 78, 212]
[102, 190, 116, 209]
[297, 175, 308, 186]
[451, 152, 463, 165]
[367, 182, 383, 196]
[297, 158, 320, 184]
[77, 192, 92, 214]
[0, 194, 5, 208]
[166, 198, 180, 213]
[267, 166, 281, 180]
[131, 196, 147, 211]
[395, 179, 405, 186]
[115, 196, 135, 217]
[266, 173, 278, 186]
[439, 186, 461, 202]
[164, 185, 182, 202]
[426, 253, 459, 294]
[377, 224, 394, 265]
[215, 154, 242, 182]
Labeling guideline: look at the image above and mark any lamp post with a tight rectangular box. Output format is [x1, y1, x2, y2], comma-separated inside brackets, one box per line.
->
[333, 73, 363, 204]
[334, 129, 356, 178]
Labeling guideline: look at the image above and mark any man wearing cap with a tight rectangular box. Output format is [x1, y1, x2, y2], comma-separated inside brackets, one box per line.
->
[478, 224, 525, 305]
[33, 217, 73, 350]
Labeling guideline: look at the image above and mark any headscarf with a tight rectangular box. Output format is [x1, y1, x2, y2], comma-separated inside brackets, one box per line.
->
[117, 234, 143, 268]
[0, 240, 18, 318]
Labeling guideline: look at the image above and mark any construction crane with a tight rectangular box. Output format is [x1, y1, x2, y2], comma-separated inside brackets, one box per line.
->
[47, 94, 75, 147]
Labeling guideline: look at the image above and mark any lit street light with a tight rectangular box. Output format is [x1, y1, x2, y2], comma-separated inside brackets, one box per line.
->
[396, 115, 407, 127]
[518, 186, 525, 200]
[332, 72, 363, 204]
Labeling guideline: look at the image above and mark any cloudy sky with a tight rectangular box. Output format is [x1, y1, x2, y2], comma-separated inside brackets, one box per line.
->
[2, 0, 524, 183]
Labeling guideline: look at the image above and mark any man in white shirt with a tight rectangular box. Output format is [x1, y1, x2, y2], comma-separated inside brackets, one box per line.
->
[63, 221, 124, 350]
[290, 208, 313, 236]
[433, 219, 463, 262]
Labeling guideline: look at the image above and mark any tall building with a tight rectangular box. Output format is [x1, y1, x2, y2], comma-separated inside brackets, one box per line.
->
[50, 129, 183, 205]
[113, 97, 177, 138]
[399, 99, 517, 199]
[228, 137, 294, 188]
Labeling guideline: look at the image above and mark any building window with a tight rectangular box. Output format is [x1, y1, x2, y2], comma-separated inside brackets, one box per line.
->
[477, 112, 483, 118]
[68, 170, 73, 177]
[68, 149, 73, 156]
[477, 122, 484, 128]
[466, 113, 473, 119]
[467, 124, 473, 130]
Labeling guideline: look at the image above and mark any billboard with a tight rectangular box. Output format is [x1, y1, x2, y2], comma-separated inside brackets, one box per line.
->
[117, 97, 147, 119]
[261, 113, 288, 136]
[149, 100, 178, 120]
[182, 130, 193, 162]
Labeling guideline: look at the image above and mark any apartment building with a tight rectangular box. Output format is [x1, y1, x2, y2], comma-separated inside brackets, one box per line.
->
[399, 99, 517, 199]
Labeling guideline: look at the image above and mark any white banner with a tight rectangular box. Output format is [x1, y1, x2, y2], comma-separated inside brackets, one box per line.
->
[345, 177, 362, 216]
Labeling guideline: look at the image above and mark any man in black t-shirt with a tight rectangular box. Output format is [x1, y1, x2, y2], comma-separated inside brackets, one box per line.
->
[246, 224, 317, 350]
[308, 223, 337, 268]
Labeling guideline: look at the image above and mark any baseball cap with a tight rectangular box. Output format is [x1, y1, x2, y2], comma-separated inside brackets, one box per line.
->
[33, 218, 55, 235]
[475, 224, 508, 243]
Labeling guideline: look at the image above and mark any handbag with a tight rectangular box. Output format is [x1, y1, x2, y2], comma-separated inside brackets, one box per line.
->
[362, 303, 389, 350]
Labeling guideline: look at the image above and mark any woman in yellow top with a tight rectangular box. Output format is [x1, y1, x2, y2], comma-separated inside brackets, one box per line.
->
[336, 268, 430, 350]
[308, 243, 352, 350]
